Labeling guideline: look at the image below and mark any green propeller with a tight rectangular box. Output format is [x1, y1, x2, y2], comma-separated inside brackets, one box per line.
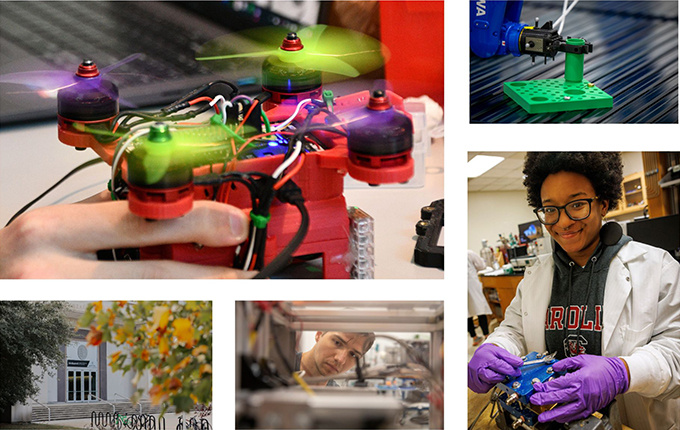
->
[196, 25, 388, 80]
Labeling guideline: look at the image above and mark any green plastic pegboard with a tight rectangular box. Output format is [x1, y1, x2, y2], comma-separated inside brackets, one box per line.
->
[503, 37, 613, 114]
[503, 78, 613, 114]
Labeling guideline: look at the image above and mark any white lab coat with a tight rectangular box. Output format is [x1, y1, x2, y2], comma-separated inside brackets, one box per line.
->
[485, 241, 680, 430]
[468, 250, 492, 317]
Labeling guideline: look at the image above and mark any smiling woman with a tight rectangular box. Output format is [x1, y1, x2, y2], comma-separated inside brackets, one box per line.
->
[537, 172, 608, 266]
[468, 152, 680, 430]
[520, 152, 625, 266]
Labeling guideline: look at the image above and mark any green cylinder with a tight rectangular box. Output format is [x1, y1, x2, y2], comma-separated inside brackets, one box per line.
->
[564, 38, 585, 83]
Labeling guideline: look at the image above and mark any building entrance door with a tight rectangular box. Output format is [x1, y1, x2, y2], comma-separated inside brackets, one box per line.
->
[66, 341, 99, 402]
[67, 370, 97, 402]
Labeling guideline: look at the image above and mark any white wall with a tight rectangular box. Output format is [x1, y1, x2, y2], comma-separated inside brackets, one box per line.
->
[106, 343, 142, 401]
[621, 152, 643, 177]
[467, 190, 536, 252]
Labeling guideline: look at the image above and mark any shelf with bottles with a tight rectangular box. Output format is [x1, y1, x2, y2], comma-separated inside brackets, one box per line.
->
[607, 171, 647, 218]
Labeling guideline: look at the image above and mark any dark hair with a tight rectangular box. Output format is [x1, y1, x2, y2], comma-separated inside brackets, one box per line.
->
[523, 152, 623, 210]
[360, 332, 376, 354]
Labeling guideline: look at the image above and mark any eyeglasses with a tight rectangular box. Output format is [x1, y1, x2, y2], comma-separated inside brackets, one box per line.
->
[533, 198, 598, 225]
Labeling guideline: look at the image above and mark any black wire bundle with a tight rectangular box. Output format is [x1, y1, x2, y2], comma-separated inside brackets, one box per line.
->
[194, 170, 272, 269]
[253, 180, 309, 279]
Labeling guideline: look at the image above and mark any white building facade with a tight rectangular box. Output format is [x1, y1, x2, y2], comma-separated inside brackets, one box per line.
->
[11, 301, 150, 423]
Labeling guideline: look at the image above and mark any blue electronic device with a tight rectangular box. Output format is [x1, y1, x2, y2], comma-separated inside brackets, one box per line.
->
[495, 351, 562, 427]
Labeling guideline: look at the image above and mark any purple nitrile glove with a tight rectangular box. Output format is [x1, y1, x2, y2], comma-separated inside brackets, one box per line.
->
[530, 354, 629, 423]
[468, 343, 524, 393]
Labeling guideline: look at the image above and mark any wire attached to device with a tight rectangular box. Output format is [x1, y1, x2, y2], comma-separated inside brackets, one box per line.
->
[5, 158, 105, 227]
[555, 0, 580, 33]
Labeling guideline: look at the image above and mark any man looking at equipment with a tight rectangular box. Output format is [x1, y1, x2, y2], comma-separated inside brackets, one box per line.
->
[468, 152, 680, 430]
[296, 331, 375, 385]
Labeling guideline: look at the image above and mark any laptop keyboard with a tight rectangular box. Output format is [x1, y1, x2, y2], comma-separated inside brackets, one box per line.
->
[0, 1, 229, 88]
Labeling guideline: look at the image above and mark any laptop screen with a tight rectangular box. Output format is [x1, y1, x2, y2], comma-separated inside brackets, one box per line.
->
[0, 1, 328, 125]
[176, 1, 327, 30]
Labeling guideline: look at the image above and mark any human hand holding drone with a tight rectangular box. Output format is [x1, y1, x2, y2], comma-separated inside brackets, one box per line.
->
[0, 194, 252, 279]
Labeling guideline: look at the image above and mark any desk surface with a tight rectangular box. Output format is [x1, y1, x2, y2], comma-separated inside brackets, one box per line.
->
[0, 121, 444, 279]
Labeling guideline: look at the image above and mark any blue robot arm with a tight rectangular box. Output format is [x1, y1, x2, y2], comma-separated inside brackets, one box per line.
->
[470, 1, 593, 63]
[470, 0, 526, 57]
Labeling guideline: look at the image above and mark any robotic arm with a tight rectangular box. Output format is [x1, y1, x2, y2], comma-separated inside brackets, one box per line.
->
[470, 0, 592, 64]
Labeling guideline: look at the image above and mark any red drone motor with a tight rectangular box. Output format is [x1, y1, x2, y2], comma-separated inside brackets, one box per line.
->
[57, 60, 120, 162]
[261, 32, 323, 109]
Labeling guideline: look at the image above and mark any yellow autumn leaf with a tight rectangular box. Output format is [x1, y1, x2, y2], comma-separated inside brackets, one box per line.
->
[172, 318, 194, 345]
[191, 345, 209, 357]
[151, 306, 171, 332]
[173, 356, 192, 373]
[93, 301, 103, 313]
[200, 364, 212, 375]
[168, 377, 182, 393]
[149, 384, 168, 406]
[110, 350, 122, 364]
[159, 336, 170, 356]
[114, 327, 128, 344]
[86, 326, 103, 346]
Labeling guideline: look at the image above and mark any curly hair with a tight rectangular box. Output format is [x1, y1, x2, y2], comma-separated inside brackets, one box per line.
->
[523, 152, 623, 211]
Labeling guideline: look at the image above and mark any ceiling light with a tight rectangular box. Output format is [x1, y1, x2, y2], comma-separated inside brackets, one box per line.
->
[467, 155, 504, 178]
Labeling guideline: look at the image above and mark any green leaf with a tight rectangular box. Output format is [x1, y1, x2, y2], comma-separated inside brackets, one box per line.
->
[77, 310, 95, 328]
[172, 394, 194, 413]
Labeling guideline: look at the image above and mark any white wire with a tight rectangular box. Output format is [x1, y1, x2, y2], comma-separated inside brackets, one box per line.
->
[555, 0, 580, 34]
[272, 139, 302, 179]
[271, 98, 312, 132]
[558, 0, 568, 34]
[242, 111, 304, 270]
[107, 127, 151, 262]
[110, 127, 152, 191]
[209, 95, 232, 124]
[242, 224, 258, 271]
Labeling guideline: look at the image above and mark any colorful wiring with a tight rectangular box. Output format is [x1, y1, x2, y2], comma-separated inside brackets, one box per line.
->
[104, 81, 346, 276]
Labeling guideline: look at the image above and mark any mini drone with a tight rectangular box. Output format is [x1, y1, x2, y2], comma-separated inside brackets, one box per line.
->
[6, 25, 415, 279]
